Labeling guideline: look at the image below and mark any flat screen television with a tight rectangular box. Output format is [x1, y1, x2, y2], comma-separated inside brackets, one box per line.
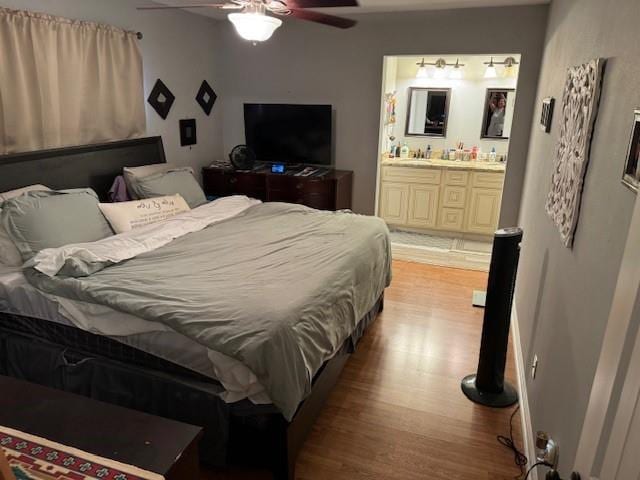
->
[244, 103, 332, 166]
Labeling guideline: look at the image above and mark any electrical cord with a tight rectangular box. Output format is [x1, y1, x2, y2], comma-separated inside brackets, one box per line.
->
[523, 461, 551, 480]
[497, 404, 528, 478]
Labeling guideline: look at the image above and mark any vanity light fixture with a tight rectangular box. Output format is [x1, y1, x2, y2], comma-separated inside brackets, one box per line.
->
[503, 56, 519, 78]
[484, 57, 498, 79]
[416, 57, 465, 79]
[416, 58, 429, 78]
[484, 56, 519, 78]
[449, 59, 464, 79]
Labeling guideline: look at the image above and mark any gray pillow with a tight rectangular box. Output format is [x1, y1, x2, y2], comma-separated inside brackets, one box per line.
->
[135, 168, 207, 208]
[123, 163, 182, 199]
[1, 189, 114, 261]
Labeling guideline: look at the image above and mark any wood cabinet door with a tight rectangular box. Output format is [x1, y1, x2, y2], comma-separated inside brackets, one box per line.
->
[466, 187, 502, 234]
[380, 182, 409, 225]
[407, 184, 439, 228]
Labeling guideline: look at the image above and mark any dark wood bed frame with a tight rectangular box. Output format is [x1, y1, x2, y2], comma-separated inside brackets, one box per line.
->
[0, 137, 383, 480]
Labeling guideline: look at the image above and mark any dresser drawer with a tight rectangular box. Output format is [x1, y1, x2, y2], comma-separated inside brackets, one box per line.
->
[472, 172, 504, 189]
[442, 186, 467, 208]
[382, 166, 441, 185]
[444, 170, 469, 186]
[439, 208, 464, 230]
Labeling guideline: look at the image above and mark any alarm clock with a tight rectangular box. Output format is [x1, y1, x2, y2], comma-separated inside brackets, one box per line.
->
[271, 163, 286, 174]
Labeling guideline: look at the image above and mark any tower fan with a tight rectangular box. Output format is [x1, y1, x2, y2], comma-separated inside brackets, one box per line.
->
[461, 227, 523, 407]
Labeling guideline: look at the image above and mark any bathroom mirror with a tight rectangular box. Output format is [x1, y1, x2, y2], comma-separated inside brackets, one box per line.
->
[405, 87, 451, 137]
[481, 88, 516, 139]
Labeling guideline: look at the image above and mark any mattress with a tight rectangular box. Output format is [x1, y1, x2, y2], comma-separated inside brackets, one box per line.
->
[0, 265, 271, 405]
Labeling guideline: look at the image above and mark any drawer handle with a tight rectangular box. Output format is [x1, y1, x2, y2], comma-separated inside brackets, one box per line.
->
[229, 178, 238, 184]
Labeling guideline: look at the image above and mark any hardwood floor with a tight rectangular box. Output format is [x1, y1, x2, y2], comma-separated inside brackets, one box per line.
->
[202, 260, 523, 480]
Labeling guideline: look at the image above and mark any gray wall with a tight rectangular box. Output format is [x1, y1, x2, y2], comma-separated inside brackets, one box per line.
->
[1, 0, 224, 176]
[218, 5, 548, 215]
[515, 0, 640, 474]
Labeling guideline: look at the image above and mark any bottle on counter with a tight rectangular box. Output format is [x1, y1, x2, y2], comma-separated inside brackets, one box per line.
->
[489, 147, 497, 162]
[400, 142, 410, 158]
[426, 145, 432, 159]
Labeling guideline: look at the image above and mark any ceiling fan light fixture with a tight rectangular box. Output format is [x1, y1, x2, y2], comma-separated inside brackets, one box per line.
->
[228, 12, 282, 42]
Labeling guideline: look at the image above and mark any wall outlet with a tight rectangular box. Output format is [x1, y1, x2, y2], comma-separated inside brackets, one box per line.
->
[531, 354, 539, 380]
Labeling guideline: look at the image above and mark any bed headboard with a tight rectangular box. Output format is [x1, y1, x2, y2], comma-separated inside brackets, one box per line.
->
[0, 137, 166, 200]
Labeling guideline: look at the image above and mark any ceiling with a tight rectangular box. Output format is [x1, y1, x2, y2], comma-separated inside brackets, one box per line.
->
[152, 0, 549, 18]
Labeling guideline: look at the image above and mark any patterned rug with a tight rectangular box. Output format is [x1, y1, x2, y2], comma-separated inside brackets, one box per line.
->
[1, 426, 163, 480]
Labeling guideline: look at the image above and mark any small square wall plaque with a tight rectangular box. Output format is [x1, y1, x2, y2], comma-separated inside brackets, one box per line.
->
[180, 119, 197, 147]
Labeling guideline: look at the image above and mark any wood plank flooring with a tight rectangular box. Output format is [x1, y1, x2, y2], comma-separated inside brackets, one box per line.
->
[202, 260, 523, 479]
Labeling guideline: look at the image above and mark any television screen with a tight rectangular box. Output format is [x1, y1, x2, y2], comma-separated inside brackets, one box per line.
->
[244, 103, 332, 165]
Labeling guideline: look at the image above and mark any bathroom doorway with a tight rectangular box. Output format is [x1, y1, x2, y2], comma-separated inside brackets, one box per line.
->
[375, 54, 521, 271]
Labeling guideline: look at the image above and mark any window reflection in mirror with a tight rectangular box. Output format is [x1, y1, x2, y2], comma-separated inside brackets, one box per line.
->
[405, 87, 451, 137]
[481, 88, 516, 139]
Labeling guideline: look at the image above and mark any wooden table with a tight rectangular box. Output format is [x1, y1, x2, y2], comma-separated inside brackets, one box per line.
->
[0, 375, 202, 480]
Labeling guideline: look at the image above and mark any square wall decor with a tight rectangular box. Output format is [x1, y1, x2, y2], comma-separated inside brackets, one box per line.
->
[196, 80, 217, 116]
[545, 58, 605, 248]
[147, 79, 175, 120]
[540, 97, 555, 133]
[622, 110, 640, 193]
[180, 118, 197, 147]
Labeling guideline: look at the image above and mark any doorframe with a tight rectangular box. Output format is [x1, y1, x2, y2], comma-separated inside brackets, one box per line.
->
[372, 53, 523, 226]
[573, 192, 640, 478]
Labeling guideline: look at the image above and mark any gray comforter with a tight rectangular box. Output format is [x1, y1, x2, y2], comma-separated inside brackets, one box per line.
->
[27, 202, 392, 419]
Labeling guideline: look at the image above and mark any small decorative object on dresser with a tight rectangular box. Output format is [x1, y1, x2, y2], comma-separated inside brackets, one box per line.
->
[546, 58, 605, 248]
[229, 144, 256, 170]
[540, 97, 555, 133]
[196, 80, 217, 116]
[179, 118, 197, 146]
[147, 79, 175, 120]
[622, 109, 640, 193]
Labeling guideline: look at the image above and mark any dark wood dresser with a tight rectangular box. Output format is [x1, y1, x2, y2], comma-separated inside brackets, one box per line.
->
[202, 166, 353, 211]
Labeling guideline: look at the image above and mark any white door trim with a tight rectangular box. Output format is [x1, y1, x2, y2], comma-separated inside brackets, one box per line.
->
[573, 193, 640, 477]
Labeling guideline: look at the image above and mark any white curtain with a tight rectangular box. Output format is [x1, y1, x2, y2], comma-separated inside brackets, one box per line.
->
[0, 8, 146, 154]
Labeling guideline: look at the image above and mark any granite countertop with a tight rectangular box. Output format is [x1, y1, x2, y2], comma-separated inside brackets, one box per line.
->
[382, 158, 506, 173]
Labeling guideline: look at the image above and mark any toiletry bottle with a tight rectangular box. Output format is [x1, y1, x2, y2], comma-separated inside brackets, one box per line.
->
[426, 145, 432, 159]
[390, 144, 395, 158]
[401, 142, 410, 159]
[395, 145, 401, 158]
[489, 147, 497, 162]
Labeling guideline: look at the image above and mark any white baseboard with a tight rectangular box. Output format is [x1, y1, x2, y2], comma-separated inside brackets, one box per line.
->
[511, 306, 538, 480]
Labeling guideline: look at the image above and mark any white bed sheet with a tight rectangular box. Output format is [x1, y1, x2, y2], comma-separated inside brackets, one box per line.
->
[0, 265, 271, 405]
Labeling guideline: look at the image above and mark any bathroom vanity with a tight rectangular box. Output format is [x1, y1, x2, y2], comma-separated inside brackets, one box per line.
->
[378, 157, 506, 238]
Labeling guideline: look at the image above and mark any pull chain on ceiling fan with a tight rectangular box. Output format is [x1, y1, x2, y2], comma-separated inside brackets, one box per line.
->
[137, 0, 359, 43]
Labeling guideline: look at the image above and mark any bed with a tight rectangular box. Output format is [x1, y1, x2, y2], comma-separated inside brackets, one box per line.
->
[0, 137, 390, 479]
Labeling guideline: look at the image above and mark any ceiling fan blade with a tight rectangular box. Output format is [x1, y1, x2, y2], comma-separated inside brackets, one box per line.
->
[286, 0, 358, 7]
[289, 8, 356, 28]
[136, 3, 240, 10]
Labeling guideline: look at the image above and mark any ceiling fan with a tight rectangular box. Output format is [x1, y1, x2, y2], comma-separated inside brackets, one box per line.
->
[137, 0, 359, 43]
